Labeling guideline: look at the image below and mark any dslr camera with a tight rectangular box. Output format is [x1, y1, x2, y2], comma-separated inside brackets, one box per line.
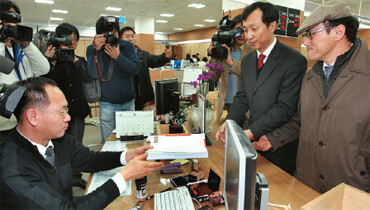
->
[33, 30, 75, 62]
[210, 15, 244, 60]
[0, 11, 33, 42]
[102, 16, 119, 47]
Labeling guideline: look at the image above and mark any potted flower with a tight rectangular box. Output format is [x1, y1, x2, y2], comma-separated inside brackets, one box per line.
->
[190, 64, 224, 96]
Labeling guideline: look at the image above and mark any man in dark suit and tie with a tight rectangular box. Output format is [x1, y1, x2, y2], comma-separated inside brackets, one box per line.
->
[216, 2, 307, 175]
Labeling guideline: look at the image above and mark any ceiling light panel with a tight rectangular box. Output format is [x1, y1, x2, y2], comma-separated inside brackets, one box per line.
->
[204, 19, 216, 22]
[105, 7, 122, 11]
[156, 20, 168, 23]
[160, 14, 174, 17]
[194, 24, 204, 27]
[35, 0, 54, 4]
[50, 17, 63, 21]
[52, 9, 68, 14]
[188, 3, 205, 9]
[174, 28, 184, 30]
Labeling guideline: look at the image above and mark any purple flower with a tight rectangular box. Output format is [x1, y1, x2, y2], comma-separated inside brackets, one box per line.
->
[216, 65, 224, 72]
[190, 81, 198, 88]
[208, 71, 215, 75]
[206, 63, 216, 69]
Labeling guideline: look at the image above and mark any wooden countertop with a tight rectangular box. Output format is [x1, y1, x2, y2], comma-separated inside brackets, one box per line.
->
[87, 110, 320, 209]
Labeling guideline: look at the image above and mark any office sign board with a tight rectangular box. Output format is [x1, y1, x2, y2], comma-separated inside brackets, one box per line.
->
[274, 5, 301, 38]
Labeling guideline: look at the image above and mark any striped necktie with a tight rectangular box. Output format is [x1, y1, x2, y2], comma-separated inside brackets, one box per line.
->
[324, 65, 334, 80]
[45, 146, 55, 167]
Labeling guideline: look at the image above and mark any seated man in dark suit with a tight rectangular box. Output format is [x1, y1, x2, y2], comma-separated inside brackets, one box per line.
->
[0, 77, 164, 209]
[216, 2, 307, 175]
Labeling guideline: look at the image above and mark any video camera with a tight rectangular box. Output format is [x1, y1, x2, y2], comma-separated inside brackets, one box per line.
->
[0, 56, 25, 119]
[33, 30, 74, 62]
[102, 16, 119, 47]
[0, 11, 33, 42]
[210, 15, 244, 60]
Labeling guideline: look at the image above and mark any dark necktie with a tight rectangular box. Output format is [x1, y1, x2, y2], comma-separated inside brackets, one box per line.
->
[45, 146, 55, 167]
[258, 54, 266, 70]
[324, 65, 334, 80]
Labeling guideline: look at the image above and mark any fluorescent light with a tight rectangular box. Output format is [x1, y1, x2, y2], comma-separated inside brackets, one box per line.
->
[188, 3, 205, 9]
[156, 20, 168, 23]
[35, 0, 54, 4]
[174, 28, 183, 31]
[105, 7, 122, 11]
[194, 24, 205, 27]
[50, 17, 63, 21]
[160, 14, 174, 17]
[100, 14, 119, 17]
[204, 19, 216, 22]
[48, 24, 58, 27]
[52, 9, 68, 14]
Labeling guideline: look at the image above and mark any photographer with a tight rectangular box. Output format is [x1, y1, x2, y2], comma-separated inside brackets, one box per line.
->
[86, 17, 140, 143]
[0, 0, 49, 142]
[120, 26, 172, 110]
[43, 23, 91, 189]
[208, 14, 252, 123]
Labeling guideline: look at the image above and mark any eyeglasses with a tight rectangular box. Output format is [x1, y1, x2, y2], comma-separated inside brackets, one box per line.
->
[124, 35, 135, 39]
[304, 27, 328, 40]
[39, 107, 69, 118]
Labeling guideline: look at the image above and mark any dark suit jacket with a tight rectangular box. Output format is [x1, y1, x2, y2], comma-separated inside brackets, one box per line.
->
[226, 40, 307, 175]
[1, 130, 122, 209]
[227, 40, 307, 138]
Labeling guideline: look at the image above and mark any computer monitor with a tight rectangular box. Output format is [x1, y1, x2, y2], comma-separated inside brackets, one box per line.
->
[155, 78, 180, 115]
[224, 119, 257, 210]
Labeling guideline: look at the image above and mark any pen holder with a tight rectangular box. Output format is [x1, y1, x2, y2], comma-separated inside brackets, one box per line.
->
[170, 125, 183, 134]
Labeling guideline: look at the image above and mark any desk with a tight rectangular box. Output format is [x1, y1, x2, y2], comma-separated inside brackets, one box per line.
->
[86, 111, 320, 209]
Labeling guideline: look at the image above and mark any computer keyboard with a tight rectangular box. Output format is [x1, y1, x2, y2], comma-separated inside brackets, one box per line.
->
[154, 186, 195, 210]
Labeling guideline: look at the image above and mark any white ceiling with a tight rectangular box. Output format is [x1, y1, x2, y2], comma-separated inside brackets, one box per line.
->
[11, 0, 370, 36]
[14, 0, 222, 34]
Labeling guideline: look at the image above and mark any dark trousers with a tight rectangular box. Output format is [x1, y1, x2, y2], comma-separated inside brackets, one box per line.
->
[66, 116, 85, 182]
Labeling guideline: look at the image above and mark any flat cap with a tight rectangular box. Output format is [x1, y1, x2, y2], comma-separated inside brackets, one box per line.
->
[296, 0, 352, 34]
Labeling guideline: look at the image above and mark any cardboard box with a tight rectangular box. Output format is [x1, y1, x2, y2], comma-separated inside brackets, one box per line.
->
[301, 183, 370, 210]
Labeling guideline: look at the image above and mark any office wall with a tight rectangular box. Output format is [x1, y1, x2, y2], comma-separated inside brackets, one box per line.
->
[136, 34, 155, 54]
[357, 29, 370, 49]
[75, 38, 93, 58]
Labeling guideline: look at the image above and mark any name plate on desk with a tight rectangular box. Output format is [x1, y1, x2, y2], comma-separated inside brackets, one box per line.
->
[115, 110, 154, 139]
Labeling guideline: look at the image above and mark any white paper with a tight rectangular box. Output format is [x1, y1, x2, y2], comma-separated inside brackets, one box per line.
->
[101, 141, 127, 152]
[182, 69, 203, 83]
[86, 166, 132, 196]
[150, 134, 207, 153]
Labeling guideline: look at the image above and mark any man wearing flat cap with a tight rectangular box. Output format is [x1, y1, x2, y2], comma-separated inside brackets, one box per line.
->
[253, 0, 369, 193]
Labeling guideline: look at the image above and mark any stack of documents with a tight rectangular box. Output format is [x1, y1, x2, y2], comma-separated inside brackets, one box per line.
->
[147, 134, 208, 160]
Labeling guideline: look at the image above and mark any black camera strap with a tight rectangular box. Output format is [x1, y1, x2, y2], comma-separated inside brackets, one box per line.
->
[93, 48, 114, 82]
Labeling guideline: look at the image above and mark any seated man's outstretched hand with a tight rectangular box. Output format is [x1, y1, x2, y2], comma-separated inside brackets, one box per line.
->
[215, 122, 226, 144]
[252, 135, 272, 151]
[120, 152, 164, 182]
[125, 146, 153, 162]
